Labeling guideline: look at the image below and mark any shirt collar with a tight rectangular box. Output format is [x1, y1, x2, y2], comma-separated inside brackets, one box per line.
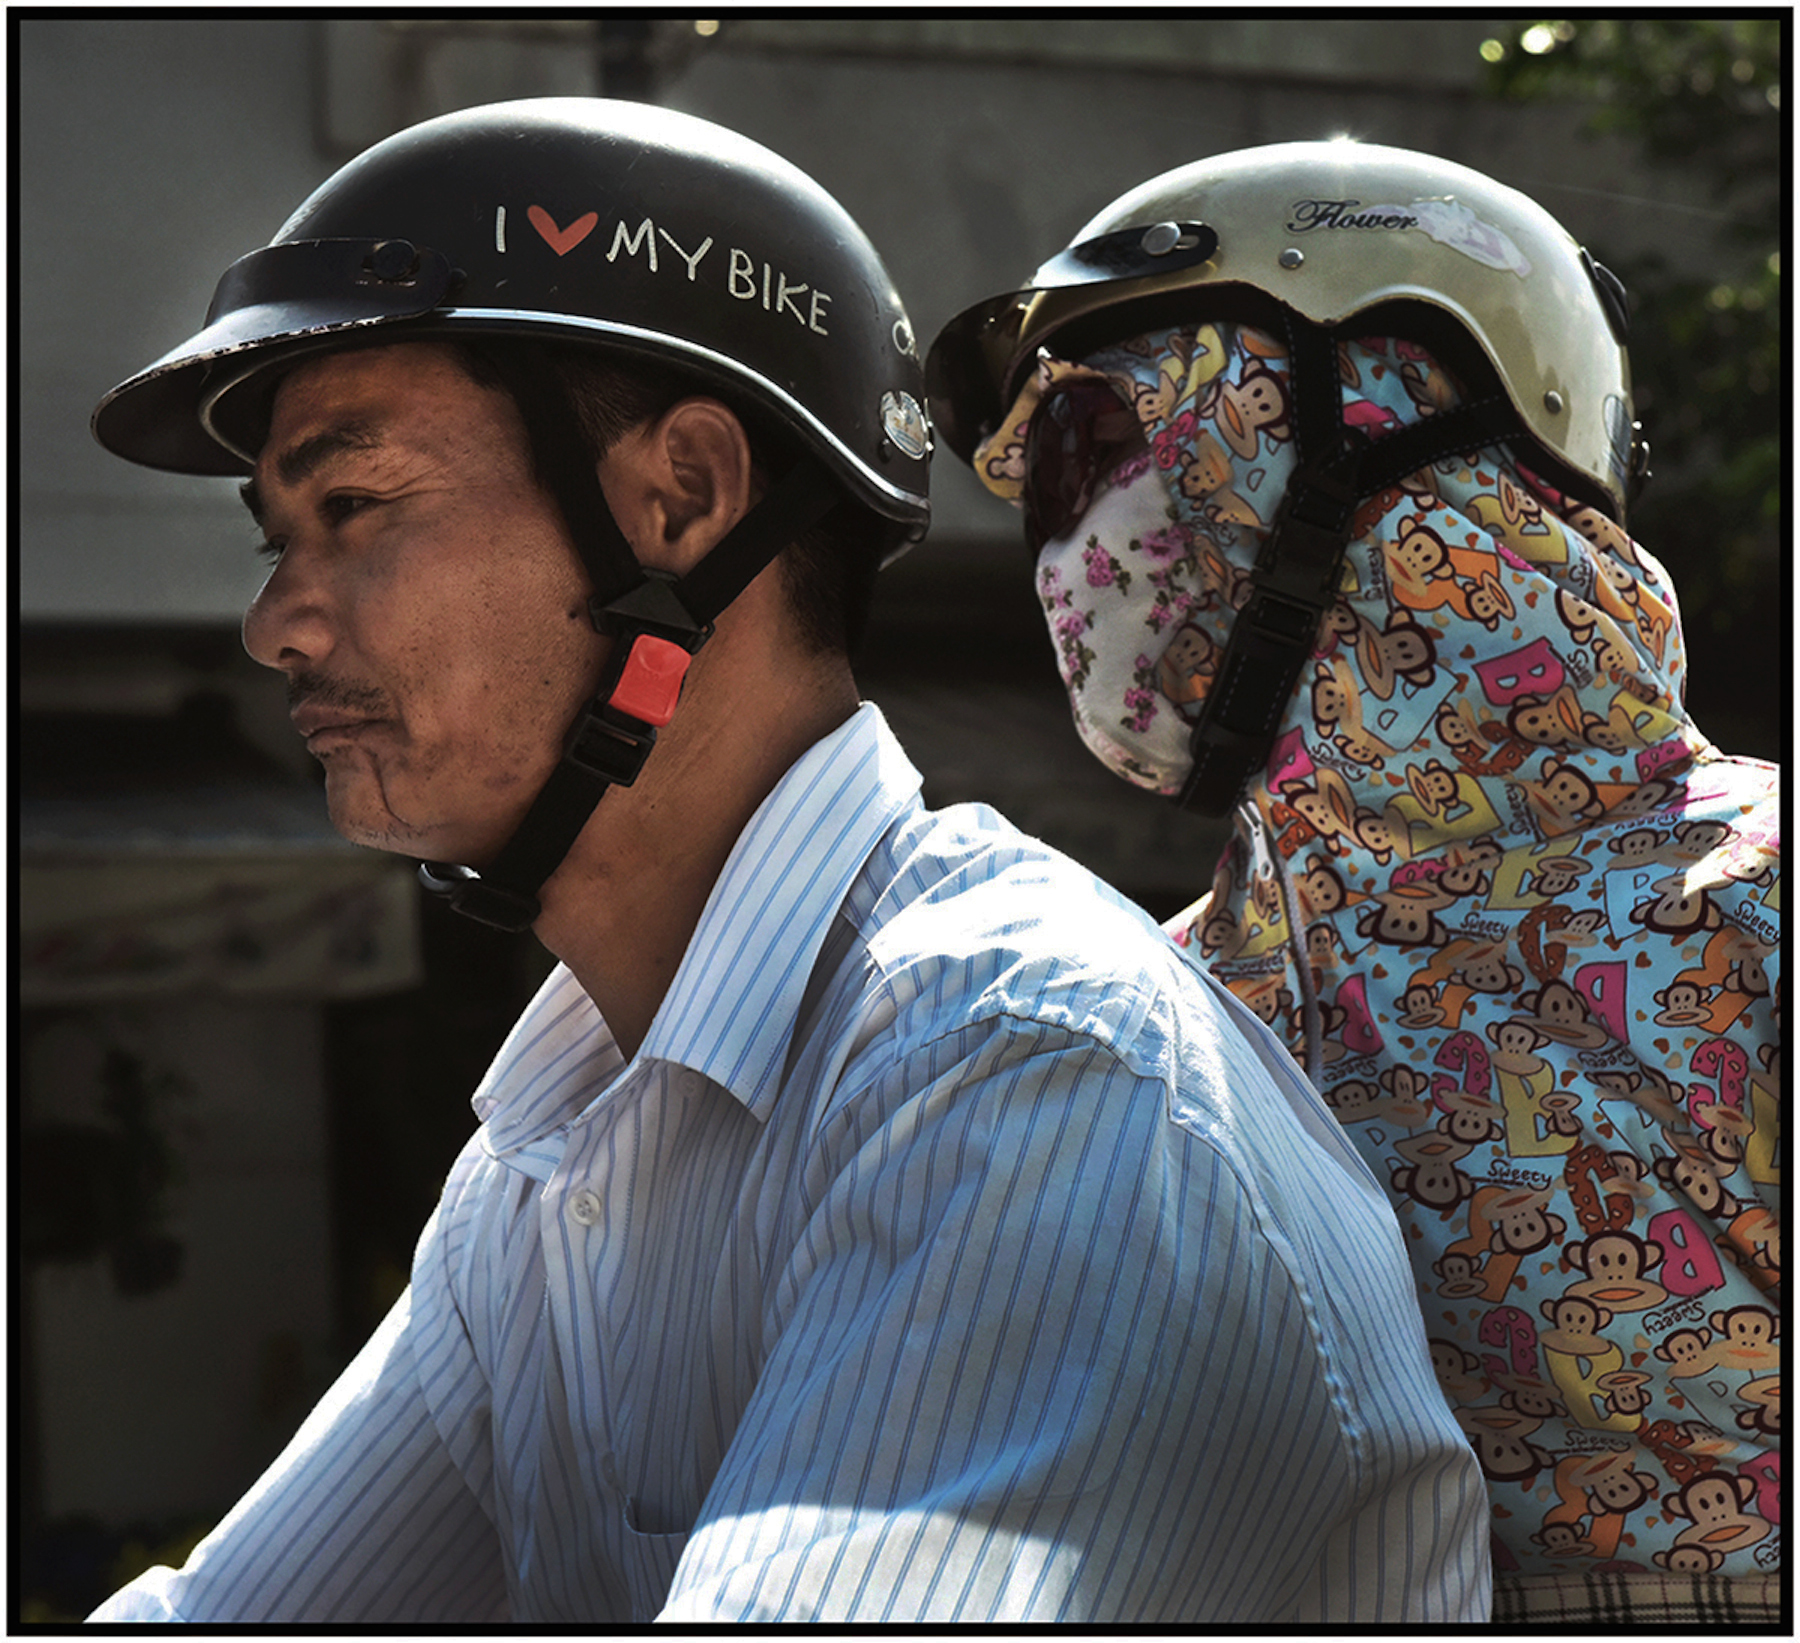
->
[473, 702, 921, 1162]
[470, 963, 624, 1171]
[642, 700, 920, 1122]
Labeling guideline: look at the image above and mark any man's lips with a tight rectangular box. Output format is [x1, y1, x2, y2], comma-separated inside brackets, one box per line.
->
[291, 705, 382, 743]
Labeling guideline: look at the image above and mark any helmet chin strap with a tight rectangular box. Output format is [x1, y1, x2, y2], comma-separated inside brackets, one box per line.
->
[418, 361, 840, 931]
[1175, 316, 1525, 818]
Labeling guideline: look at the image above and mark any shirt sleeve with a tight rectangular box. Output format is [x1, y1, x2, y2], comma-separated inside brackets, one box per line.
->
[85, 1281, 509, 1624]
[659, 1019, 1488, 1624]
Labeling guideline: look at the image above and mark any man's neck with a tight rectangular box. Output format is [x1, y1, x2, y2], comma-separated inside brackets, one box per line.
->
[531, 643, 859, 1060]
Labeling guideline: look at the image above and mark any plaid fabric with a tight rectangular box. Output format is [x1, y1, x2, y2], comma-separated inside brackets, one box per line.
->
[1493, 1571, 1786, 1628]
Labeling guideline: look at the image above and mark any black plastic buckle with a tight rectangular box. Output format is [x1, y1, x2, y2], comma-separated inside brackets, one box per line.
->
[1239, 586, 1323, 649]
[1255, 466, 1357, 597]
[589, 568, 712, 647]
[416, 861, 541, 933]
[564, 703, 659, 788]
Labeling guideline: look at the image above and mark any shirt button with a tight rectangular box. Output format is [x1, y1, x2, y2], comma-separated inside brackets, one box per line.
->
[569, 1187, 602, 1226]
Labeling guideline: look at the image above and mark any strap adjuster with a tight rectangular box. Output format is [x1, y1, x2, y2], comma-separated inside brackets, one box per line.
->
[1251, 460, 1358, 607]
[565, 703, 659, 788]
[1239, 586, 1323, 648]
[415, 862, 541, 933]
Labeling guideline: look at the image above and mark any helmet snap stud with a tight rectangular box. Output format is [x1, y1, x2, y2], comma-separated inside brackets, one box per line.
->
[1543, 390, 1566, 415]
[1140, 222, 1183, 257]
[366, 239, 421, 283]
[1278, 247, 1305, 270]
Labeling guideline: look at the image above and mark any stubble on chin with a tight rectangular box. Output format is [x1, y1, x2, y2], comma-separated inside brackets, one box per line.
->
[325, 750, 538, 868]
[319, 750, 425, 855]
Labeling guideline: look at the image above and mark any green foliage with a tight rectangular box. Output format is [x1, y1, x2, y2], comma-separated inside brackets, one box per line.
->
[1486, 20, 1781, 227]
[1483, 19, 1784, 761]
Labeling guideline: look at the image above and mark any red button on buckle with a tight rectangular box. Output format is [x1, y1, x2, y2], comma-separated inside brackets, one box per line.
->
[607, 634, 692, 728]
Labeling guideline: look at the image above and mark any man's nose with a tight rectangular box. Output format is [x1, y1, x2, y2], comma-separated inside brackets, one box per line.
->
[242, 547, 336, 673]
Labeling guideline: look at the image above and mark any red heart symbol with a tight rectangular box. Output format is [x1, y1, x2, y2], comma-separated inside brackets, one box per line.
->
[528, 205, 598, 257]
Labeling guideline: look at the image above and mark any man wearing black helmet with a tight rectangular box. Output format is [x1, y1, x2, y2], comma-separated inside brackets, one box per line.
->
[86, 102, 1487, 1624]
[928, 140, 1781, 1626]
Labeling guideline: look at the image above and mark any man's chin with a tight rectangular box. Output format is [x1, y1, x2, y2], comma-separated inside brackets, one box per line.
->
[327, 808, 427, 856]
[324, 796, 514, 868]
[319, 762, 531, 866]
[321, 777, 430, 857]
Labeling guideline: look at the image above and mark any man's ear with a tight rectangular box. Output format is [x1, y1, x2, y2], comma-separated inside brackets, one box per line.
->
[599, 397, 755, 576]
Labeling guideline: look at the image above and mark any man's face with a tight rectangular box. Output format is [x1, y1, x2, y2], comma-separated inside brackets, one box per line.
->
[241, 342, 603, 866]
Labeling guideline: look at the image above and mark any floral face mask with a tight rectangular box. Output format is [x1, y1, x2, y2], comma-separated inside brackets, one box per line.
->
[1034, 445, 1226, 795]
[978, 320, 1690, 837]
[993, 322, 1317, 797]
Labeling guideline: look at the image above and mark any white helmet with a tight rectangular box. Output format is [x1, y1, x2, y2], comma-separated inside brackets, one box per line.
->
[930, 139, 1644, 522]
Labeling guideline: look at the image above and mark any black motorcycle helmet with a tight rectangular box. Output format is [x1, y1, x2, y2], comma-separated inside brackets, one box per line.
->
[94, 98, 932, 929]
[94, 96, 929, 555]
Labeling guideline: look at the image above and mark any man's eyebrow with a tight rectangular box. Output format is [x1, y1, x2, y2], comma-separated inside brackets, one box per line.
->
[237, 422, 385, 526]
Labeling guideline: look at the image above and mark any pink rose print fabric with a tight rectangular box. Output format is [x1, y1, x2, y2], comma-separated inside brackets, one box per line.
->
[974, 324, 1782, 1584]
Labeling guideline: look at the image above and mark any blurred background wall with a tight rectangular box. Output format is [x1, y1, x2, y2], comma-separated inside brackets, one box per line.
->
[14, 15, 1782, 1619]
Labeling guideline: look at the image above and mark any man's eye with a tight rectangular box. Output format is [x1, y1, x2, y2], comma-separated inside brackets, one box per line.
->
[321, 493, 376, 525]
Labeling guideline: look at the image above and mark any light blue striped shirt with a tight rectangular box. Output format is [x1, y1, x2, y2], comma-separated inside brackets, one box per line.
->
[90, 703, 1489, 1625]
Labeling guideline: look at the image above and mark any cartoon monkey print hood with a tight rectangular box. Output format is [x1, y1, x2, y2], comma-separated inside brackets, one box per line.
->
[974, 323, 1782, 1586]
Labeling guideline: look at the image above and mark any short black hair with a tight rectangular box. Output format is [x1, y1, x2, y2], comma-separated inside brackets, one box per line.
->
[447, 337, 879, 658]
